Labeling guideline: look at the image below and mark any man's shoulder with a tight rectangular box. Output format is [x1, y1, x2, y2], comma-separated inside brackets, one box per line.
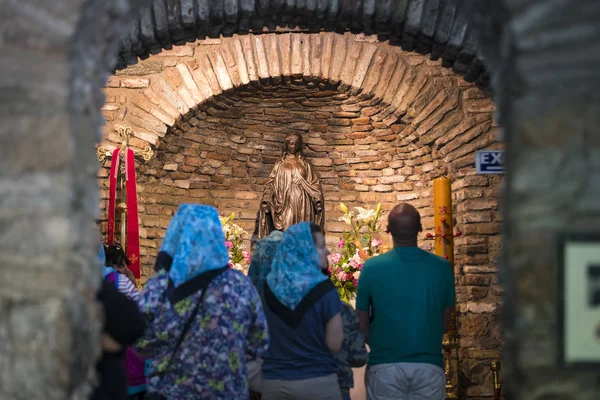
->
[364, 248, 450, 270]
[364, 250, 397, 269]
[417, 249, 452, 269]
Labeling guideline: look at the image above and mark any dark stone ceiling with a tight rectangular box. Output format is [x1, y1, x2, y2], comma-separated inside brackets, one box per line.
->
[116, 0, 490, 93]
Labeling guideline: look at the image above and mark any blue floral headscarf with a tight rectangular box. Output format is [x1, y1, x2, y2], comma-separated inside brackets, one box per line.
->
[266, 222, 327, 310]
[161, 204, 229, 287]
[248, 230, 284, 293]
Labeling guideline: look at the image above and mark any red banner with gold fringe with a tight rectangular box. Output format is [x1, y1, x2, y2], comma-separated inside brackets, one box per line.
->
[106, 148, 121, 245]
[125, 148, 141, 279]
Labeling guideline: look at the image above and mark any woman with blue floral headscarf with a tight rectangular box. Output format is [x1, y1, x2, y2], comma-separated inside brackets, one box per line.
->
[135, 204, 269, 400]
[246, 229, 284, 396]
[248, 229, 284, 294]
[261, 222, 344, 400]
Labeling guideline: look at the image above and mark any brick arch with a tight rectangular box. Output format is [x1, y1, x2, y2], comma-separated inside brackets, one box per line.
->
[102, 32, 493, 152]
[117, 0, 490, 92]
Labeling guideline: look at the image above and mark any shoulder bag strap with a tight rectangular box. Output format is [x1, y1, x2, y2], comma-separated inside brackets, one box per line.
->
[151, 267, 226, 377]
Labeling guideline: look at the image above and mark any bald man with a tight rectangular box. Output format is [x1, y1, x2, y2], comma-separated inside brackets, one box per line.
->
[356, 203, 455, 400]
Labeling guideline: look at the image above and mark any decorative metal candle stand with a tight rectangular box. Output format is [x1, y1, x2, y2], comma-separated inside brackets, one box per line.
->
[97, 126, 155, 162]
[425, 177, 462, 399]
[96, 126, 154, 281]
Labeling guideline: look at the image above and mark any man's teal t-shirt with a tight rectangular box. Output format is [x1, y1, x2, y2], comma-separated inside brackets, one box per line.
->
[356, 247, 455, 368]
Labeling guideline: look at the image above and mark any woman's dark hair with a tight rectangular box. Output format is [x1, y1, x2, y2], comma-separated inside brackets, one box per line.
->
[309, 222, 322, 234]
[309, 222, 324, 244]
[105, 244, 130, 267]
[154, 251, 173, 272]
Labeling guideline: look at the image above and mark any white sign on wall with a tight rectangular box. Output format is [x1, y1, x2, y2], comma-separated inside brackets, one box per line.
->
[475, 150, 504, 174]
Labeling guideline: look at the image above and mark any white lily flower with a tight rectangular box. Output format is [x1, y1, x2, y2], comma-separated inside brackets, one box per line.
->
[354, 207, 376, 222]
[231, 224, 247, 237]
[338, 211, 354, 226]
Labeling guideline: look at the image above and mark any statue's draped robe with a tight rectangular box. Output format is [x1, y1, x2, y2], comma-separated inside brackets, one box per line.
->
[258, 155, 324, 238]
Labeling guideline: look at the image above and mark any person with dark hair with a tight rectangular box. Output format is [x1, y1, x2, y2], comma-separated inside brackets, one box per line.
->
[102, 244, 147, 399]
[92, 244, 146, 400]
[261, 222, 343, 400]
[136, 204, 269, 399]
[104, 244, 140, 301]
[356, 203, 455, 400]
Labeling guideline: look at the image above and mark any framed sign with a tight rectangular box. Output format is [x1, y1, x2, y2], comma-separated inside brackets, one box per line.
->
[557, 232, 600, 368]
[475, 150, 504, 174]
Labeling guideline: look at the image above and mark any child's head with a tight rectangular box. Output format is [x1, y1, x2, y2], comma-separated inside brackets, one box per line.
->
[105, 244, 130, 269]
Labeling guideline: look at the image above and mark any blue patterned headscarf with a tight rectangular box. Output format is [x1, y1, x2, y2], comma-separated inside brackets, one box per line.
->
[266, 222, 327, 310]
[248, 230, 284, 293]
[161, 204, 229, 287]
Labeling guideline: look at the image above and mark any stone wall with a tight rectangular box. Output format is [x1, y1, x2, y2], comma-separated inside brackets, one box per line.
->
[4, 0, 600, 399]
[471, 2, 600, 399]
[0, 0, 150, 399]
[98, 35, 502, 398]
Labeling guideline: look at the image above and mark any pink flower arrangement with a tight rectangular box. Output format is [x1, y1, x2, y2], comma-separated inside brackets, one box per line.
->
[349, 255, 362, 269]
[329, 202, 384, 301]
[220, 213, 250, 275]
[242, 250, 251, 265]
[330, 253, 342, 265]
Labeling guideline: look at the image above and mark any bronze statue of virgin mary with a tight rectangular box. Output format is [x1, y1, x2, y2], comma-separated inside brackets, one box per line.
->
[255, 133, 324, 239]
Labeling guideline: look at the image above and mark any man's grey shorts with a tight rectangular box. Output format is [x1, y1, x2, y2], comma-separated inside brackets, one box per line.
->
[247, 359, 263, 393]
[366, 362, 445, 400]
[262, 373, 342, 400]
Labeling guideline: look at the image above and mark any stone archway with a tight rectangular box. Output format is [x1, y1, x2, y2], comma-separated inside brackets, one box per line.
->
[116, 0, 491, 94]
[101, 32, 493, 154]
[3, 0, 600, 399]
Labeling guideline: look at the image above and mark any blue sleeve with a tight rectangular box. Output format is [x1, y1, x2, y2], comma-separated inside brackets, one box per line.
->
[321, 288, 342, 323]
